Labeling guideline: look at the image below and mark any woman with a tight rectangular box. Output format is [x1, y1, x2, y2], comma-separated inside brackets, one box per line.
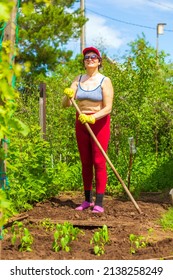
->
[63, 46, 114, 213]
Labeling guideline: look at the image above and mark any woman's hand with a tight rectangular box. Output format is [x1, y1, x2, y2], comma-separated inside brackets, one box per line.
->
[64, 88, 75, 98]
[78, 114, 95, 124]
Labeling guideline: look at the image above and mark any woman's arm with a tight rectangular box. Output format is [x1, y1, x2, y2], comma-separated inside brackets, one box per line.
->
[93, 77, 114, 120]
[61, 76, 79, 108]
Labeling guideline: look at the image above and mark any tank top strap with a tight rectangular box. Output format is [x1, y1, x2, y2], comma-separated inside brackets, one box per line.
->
[100, 76, 106, 86]
[78, 75, 82, 82]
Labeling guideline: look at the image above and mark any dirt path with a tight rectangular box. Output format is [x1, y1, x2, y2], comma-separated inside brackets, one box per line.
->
[1, 191, 173, 260]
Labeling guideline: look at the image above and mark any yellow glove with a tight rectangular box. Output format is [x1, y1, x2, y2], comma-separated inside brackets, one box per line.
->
[78, 114, 96, 124]
[64, 88, 75, 98]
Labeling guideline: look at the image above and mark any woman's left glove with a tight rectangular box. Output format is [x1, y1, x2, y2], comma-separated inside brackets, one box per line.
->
[78, 114, 96, 124]
[64, 88, 75, 98]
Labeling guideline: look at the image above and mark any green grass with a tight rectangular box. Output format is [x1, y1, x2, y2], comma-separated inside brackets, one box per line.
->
[160, 208, 173, 231]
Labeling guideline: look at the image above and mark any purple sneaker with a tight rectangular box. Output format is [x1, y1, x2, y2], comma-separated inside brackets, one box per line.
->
[75, 201, 94, 211]
[92, 205, 104, 213]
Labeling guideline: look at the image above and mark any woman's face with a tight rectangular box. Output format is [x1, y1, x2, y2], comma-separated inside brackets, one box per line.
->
[83, 52, 100, 69]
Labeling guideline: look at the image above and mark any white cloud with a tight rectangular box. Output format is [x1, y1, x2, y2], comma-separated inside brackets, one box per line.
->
[85, 14, 124, 50]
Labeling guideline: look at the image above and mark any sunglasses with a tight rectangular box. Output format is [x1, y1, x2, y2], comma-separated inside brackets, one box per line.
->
[84, 54, 99, 60]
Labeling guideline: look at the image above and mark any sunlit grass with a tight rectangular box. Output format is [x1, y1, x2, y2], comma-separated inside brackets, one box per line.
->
[160, 208, 173, 231]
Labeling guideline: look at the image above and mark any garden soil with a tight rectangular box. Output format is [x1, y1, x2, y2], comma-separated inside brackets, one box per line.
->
[1, 191, 173, 260]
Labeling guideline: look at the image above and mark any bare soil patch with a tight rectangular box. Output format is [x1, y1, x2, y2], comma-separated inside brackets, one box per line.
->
[1, 191, 173, 260]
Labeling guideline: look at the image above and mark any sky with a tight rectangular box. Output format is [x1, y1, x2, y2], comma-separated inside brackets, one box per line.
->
[67, 0, 173, 63]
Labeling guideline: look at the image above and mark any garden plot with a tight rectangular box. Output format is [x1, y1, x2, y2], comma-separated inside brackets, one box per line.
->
[1, 192, 173, 260]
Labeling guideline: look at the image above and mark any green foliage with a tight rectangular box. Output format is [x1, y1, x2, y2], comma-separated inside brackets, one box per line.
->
[129, 233, 148, 254]
[160, 208, 173, 231]
[5, 122, 83, 212]
[18, 0, 87, 74]
[136, 153, 173, 193]
[6, 60, 84, 213]
[103, 35, 173, 194]
[52, 221, 84, 252]
[90, 225, 109, 256]
[0, 1, 29, 223]
[0, 0, 29, 139]
[16, 66, 82, 166]
[11, 221, 34, 252]
[6, 125, 61, 211]
[0, 189, 14, 228]
[52, 161, 82, 190]
[0, 42, 29, 139]
[0, 0, 14, 22]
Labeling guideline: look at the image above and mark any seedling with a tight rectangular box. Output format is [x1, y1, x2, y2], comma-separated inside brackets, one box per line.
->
[11, 221, 33, 252]
[90, 225, 110, 256]
[39, 218, 55, 231]
[129, 233, 148, 254]
[52, 221, 84, 252]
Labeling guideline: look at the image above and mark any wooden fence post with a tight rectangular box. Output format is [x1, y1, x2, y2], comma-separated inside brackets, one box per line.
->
[39, 82, 46, 140]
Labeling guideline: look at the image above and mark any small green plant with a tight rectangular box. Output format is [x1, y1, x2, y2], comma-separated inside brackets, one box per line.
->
[159, 208, 173, 231]
[129, 233, 148, 254]
[52, 222, 84, 252]
[11, 221, 33, 252]
[39, 218, 55, 231]
[90, 225, 109, 256]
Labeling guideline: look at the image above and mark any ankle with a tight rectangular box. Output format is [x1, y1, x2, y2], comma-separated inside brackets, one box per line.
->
[85, 190, 93, 203]
[95, 193, 104, 207]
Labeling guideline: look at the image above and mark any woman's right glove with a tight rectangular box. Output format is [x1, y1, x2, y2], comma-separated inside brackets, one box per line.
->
[64, 88, 75, 98]
[78, 114, 96, 124]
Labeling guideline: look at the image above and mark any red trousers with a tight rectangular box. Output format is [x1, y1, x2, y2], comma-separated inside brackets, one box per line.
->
[76, 113, 110, 194]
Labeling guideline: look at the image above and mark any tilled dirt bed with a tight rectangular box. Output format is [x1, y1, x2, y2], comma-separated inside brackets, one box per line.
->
[1, 191, 173, 260]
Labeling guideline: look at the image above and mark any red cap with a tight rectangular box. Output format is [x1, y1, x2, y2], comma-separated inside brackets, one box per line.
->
[83, 46, 101, 57]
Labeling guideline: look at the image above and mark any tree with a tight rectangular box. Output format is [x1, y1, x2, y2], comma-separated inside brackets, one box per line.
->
[17, 0, 87, 75]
